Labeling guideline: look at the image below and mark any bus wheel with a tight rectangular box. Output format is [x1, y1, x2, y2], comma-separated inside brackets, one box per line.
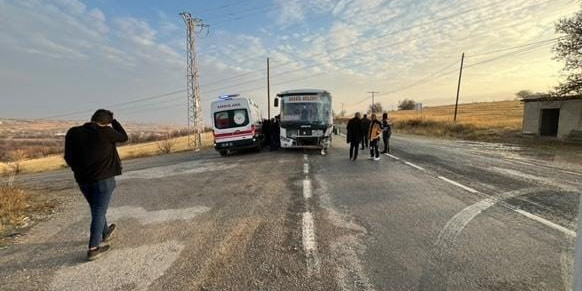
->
[219, 150, 228, 156]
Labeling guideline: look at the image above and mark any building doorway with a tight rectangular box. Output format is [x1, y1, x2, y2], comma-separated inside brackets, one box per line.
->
[540, 108, 560, 136]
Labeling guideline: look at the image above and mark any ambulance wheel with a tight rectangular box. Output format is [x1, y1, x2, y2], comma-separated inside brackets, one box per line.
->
[219, 150, 228, 156]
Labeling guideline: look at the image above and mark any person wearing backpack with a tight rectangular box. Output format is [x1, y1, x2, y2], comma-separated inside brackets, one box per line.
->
[368, 114, 382, 161]
[381, 112, 392, 154]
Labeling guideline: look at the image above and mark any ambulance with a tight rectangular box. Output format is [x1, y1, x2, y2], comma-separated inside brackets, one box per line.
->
[211, 94, 264, 156]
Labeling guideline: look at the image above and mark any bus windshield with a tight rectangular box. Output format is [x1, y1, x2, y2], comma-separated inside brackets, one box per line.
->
[280, 95, 331, 125]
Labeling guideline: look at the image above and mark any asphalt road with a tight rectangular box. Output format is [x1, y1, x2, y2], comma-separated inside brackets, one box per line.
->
[1, 133, 581, 290]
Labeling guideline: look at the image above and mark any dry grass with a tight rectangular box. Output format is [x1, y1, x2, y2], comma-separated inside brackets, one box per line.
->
[389, 100, 523, 130]
[0, 133, 214, 176]
[335, 100, 525, 142]
[0, 176, 29, 234]
[387, 101, 523, 141]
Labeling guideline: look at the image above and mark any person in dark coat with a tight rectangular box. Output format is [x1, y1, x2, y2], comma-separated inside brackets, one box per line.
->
[346, 112, 363, 160]
[381, 112, 392, 154]
[64, 109, 128, 261]
[360, 114, 370, 150]
[263, 118, 272, 147]
[270, 115, 281, 151]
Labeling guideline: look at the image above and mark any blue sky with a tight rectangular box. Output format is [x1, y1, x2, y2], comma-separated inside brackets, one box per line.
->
[0, 0, 579, 124]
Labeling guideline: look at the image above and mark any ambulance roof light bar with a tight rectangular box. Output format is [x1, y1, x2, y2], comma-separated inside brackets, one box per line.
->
[218, 94, 240, 100]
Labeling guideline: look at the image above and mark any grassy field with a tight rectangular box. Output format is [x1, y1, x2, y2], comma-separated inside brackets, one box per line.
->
[389, 100, 523, 130]
[387, 100, 524, 141]
[0, 133, 214, 176]
[337, 100, 525, 141]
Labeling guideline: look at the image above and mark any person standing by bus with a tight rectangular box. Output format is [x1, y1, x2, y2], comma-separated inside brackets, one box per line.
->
[368, 114, 382, 161]
[381, 112, 392, 154]
[346, 112, 363, 160]
[360, 114, 370, 150]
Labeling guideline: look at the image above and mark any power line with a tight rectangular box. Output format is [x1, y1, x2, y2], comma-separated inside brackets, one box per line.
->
[40, 90, 185, 120]
[39, 0, 567, 121]
[199, 0, 559, 93]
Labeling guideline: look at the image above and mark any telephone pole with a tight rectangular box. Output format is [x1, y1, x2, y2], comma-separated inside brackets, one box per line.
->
[453, 52, 465, 123]
[180, 12, 207, 151]
[267, 57, 271, 119]
[368, 91, 380, 113]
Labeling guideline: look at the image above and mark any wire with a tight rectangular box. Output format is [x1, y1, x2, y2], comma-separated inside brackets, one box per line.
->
[40, 90, 186, 120]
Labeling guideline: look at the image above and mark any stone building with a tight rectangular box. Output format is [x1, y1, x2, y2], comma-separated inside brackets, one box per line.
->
[522, 96, 582, 139]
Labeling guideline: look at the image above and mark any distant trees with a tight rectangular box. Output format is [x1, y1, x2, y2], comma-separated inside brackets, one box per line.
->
[553, 3, 582, 96]
[515, 90, 550, 100]
[398, 99, 416, 110]
[367, 103, 383, 114]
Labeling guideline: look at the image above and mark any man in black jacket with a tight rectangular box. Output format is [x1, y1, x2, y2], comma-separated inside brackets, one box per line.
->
[64, 109, 128, 261]
[360, 114, 370, 150]
[346, 112, 363, 160]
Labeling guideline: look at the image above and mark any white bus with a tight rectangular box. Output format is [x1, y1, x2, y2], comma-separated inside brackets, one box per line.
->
[274, 89, 333, 155]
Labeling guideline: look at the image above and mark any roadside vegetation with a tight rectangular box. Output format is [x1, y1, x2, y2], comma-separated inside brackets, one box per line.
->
[0, 176, 57, 244]
[0, 133, 214, 176]
[388, 100, 523, 142]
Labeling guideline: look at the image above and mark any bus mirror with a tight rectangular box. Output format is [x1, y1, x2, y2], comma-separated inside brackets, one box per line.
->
[274, 98, 279, 107]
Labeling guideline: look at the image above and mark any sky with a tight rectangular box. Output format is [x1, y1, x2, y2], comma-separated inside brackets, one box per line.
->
[0, 0, 579, 124]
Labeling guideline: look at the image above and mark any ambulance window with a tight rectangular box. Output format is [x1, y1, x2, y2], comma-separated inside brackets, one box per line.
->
[233, 110, 247, 125]
[215, 112, 230, 129]
[214, 109, 249, 129]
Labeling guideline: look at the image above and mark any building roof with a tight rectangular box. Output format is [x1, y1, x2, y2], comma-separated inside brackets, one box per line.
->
[522, 95, 582, 102]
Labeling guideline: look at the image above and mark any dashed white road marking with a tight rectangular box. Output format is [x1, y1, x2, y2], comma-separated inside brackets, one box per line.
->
[404, 161, 425, 171]
[108, 206, 210, 225]
[303, 179, 312, 199]
[304, 154, 309, 162]
[385, 153, 400, 160]
[438, 176, 479, 193]
[50, 241, 184, 291]
[302, 212, 321, 276]
[303, 163, 309, 175]
[515, 209, 575, 237]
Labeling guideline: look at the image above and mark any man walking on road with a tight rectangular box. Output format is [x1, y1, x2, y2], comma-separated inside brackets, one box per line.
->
[346, 112, 364, 160]
[64, 109, 128, 261]
[381, 112, 392, 154]
[368, 114, 382, 161]
[360, 114, 370, 150]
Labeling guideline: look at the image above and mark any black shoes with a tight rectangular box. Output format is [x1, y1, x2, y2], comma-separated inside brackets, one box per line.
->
[102, 223, 117, 242]
[87, 245, 111, 261]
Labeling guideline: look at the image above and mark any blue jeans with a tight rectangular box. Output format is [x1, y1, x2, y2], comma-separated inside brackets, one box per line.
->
[79, 177, 115, 248]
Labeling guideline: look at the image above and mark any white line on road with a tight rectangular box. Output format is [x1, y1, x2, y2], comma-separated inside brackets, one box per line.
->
[404, 161, 425, 171]
[385, 153, 400, 160]
[515, 209, 576, 237]
[303, 163, 309, 175]
[438, 176, 479, 193]
[435, 188, 542, 250]
[303, 179, 312, 199]
[304, 154, 308, 162]
[302, 212, 321, 276]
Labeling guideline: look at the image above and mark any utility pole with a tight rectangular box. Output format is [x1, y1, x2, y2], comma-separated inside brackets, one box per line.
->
[180, 12, 207, 151]
[368, 91, 380, 113]
[453, 52, 465, 123]
[267, 57, 271, 119]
